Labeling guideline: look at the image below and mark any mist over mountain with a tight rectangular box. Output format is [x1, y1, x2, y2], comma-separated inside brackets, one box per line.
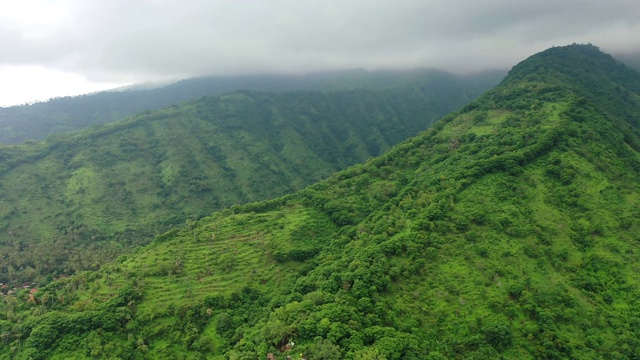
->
[613, 51, 640, 72]
[0, 69, 504, 144]
[2, 44, 640, 359]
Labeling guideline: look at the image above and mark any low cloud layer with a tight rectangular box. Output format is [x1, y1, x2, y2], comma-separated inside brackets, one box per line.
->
[2, 0, 640, 86]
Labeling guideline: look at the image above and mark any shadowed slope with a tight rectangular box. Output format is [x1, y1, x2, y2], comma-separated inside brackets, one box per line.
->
[0, 69, 503, 144]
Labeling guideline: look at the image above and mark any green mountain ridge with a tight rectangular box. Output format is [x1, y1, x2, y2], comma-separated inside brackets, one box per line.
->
[0, 85, 480, 285]
[3, 44, 640, 359]
[0, 69, 503, 144]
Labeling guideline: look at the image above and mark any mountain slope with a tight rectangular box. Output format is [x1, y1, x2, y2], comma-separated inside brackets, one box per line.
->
[615, 51, 640, 73]
[3, 44, 640, 360]
[0, 69, 503, 144]
[0, 86, 472, 285]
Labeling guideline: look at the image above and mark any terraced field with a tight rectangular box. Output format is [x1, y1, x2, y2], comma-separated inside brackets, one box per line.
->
[62, 204, 336, 314]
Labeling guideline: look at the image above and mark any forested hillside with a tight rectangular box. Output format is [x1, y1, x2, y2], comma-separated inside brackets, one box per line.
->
[616, 51, 640, 72]
[0, 85, 478, 285]
[0, 69, 503, 144]
[2, 44, 638, 360]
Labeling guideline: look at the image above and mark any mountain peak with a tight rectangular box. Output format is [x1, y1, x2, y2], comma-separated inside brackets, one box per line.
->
[503, 43, 640, 92]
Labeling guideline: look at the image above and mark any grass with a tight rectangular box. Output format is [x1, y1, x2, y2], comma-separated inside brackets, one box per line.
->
[70, 205, 334, 315]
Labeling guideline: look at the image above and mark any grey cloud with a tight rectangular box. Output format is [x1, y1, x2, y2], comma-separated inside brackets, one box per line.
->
[2, 0, 640, 83]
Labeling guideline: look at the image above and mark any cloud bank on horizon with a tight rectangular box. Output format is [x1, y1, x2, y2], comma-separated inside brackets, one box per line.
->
[1, 0, 639, 105]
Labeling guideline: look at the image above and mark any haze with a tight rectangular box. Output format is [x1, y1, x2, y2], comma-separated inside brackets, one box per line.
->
[1, 0, 639, 106]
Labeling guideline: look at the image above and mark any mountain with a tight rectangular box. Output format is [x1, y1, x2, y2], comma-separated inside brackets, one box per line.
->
[3, 44, 640, 360]
[0, 84, 481, 285]
[615, 51, 640, 72]
[0, 69, 504, 144]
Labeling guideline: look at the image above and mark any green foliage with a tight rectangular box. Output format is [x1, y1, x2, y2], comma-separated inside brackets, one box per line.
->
[0, 83, 478, 285]
[306, 338, 342, 359]
[481, 315, 513, 350]
[4, 44, 640, 360]
[0, 69, 502, 144]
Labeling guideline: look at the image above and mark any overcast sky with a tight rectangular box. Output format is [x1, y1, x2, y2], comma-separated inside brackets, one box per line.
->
[1, 0, 639, 106]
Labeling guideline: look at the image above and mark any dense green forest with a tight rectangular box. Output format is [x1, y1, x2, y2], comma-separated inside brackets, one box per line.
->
[0, 84, 483, 285]
[0, 69, 503, 144]
[2, 44, 639, 359]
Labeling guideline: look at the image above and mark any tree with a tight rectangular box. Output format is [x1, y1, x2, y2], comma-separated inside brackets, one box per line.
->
[306, 338, 341, 360]
[355, 347, 388, 360]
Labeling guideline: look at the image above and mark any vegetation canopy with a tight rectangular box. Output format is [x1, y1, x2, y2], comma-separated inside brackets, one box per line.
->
[0, 69, 501, 144]
[0, 79, 488, 286]
[2, 44, 640, 359]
